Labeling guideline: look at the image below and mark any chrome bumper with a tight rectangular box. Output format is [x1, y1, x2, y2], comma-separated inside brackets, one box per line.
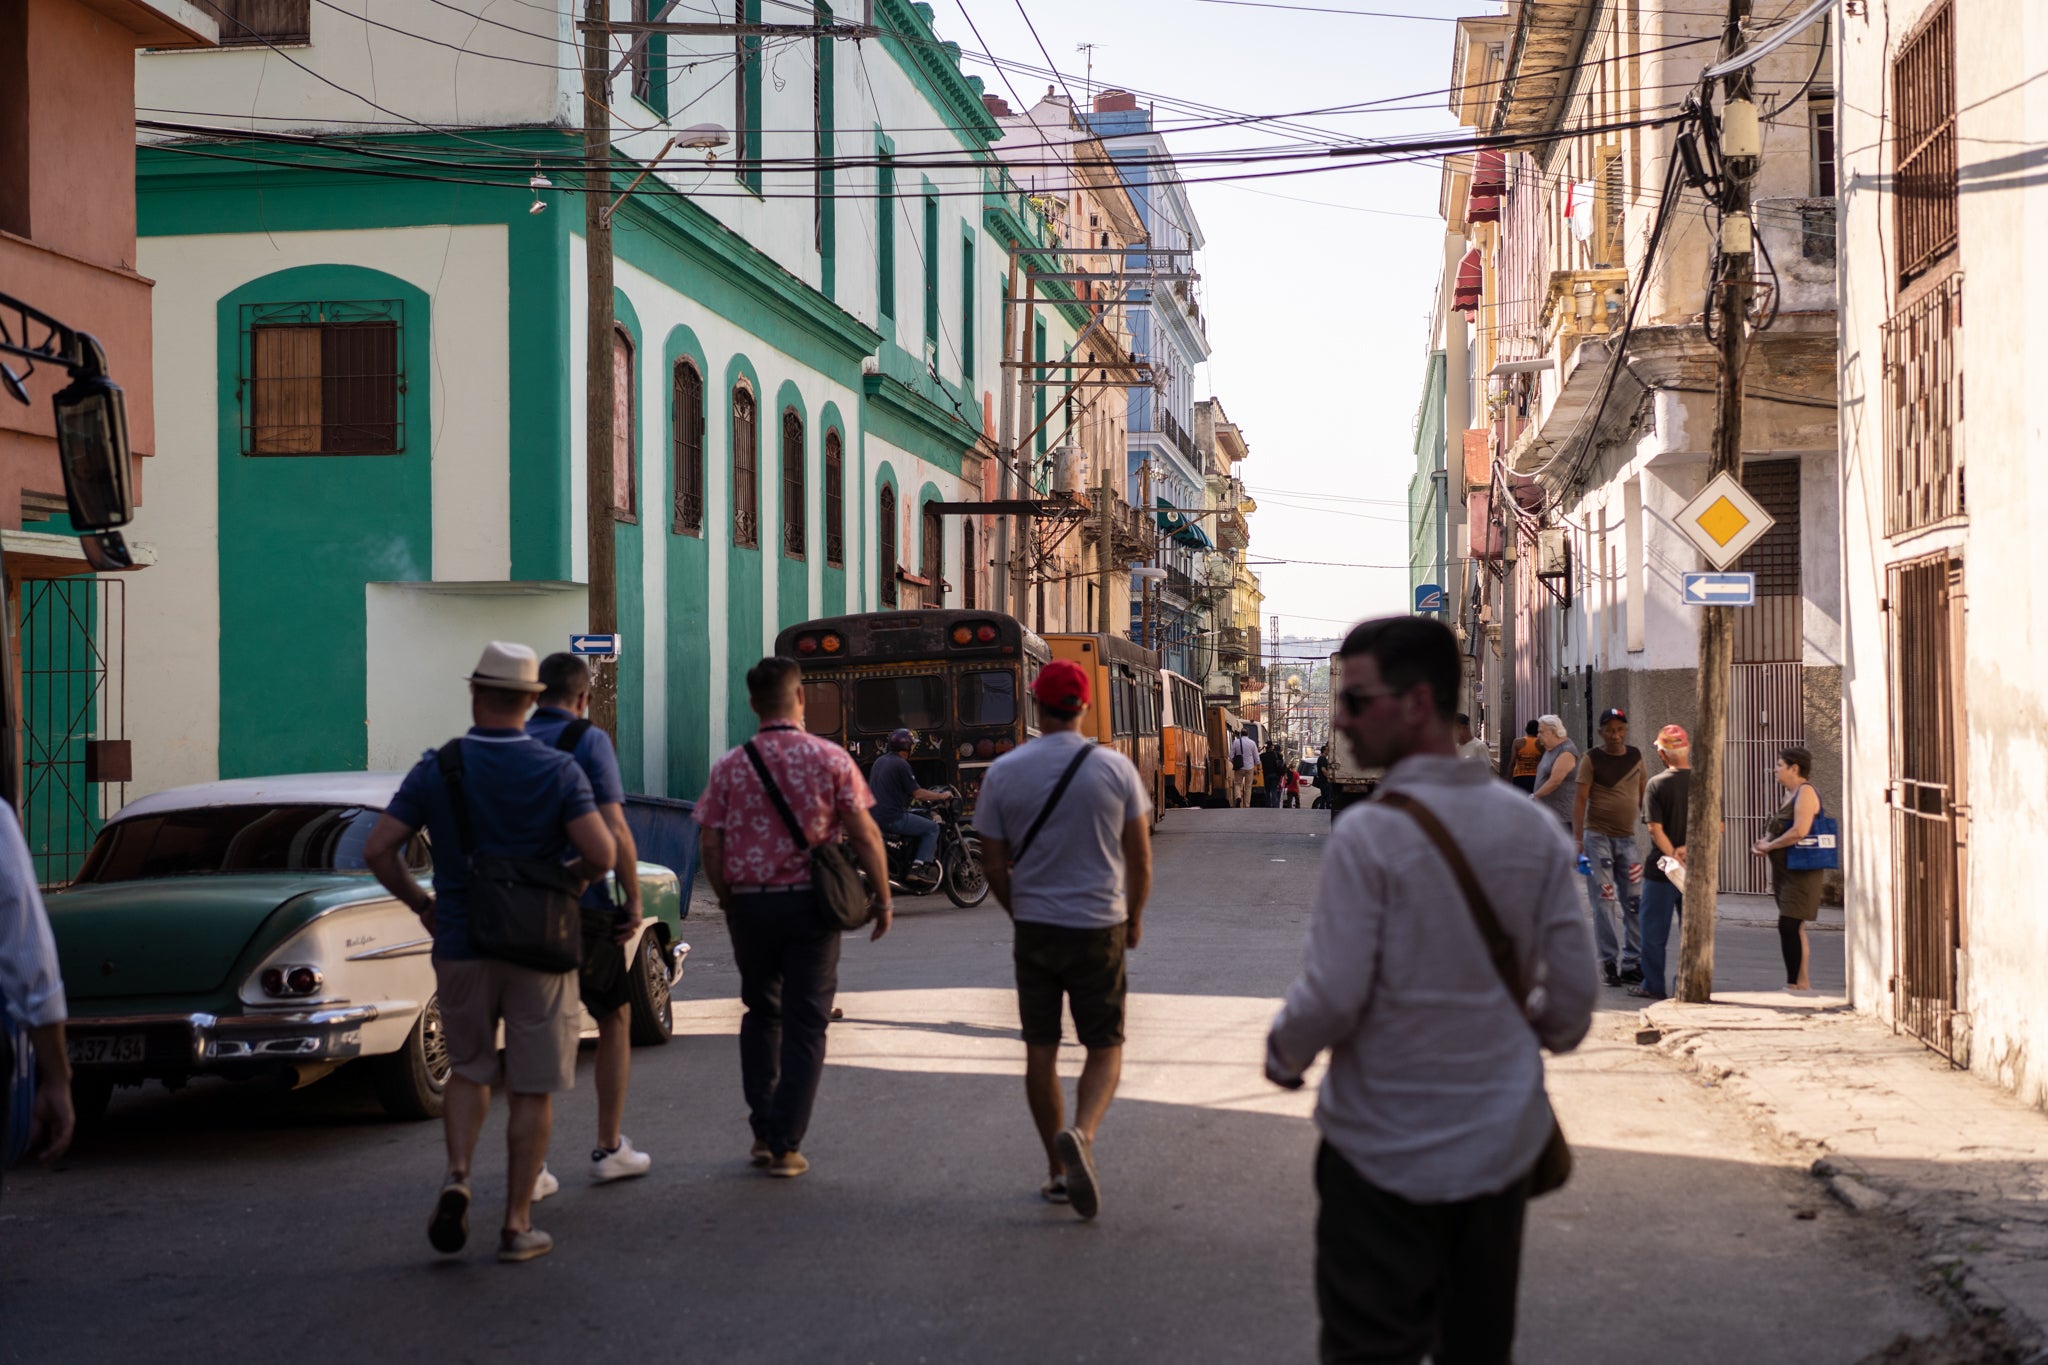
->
[669, 941, 692, 986]
[66, 1005, 384, 1069]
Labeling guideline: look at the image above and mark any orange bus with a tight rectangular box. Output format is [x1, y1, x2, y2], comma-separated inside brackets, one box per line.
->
[1044, 632, 1165, 818]
[1160, 669, 1209, 807]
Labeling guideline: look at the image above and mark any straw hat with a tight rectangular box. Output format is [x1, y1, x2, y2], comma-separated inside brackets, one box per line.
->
[467, 641, 546, 693]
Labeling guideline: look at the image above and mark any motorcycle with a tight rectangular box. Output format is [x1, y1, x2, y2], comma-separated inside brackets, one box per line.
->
[880, 791, 989, 908]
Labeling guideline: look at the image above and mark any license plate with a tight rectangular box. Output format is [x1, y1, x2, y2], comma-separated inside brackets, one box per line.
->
[67, 1034, 145, 1065]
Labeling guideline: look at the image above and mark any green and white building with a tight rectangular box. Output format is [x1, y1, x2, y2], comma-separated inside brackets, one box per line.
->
[129, 0, 1083, 800]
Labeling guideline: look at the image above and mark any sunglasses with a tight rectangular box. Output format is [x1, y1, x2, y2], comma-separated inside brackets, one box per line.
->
[1337, 686, 1401, 716]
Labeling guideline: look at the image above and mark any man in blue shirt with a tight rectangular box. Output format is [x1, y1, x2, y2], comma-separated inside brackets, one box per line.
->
[366, 641, 615, 1266]
[870, 728, 947, 877]
[526, 653, 651, 1190]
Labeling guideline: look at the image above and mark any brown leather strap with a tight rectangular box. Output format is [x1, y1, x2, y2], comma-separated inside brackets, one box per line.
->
[1375, 789, 1528, 1004]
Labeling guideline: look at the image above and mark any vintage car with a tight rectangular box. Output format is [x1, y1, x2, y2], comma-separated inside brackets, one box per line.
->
[46, 773, 691, 1122]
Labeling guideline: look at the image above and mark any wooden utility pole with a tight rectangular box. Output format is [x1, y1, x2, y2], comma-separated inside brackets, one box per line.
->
[1097, 447, 1114, 633]
[1678, 0, 1757, 1004]
[993, 244, 1020, 618]
[1140, 461, 1155, 649]
[582, 0, 618, 732]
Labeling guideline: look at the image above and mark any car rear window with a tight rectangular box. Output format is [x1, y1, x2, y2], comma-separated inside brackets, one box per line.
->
[73, 804, 413, 883]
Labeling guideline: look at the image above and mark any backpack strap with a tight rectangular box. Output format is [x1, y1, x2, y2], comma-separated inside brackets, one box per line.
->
[1011, 743, 1097, 867]
[742, 740, 813, 855]
[434, 739, 476, 867]
[553, 717, 593, 755]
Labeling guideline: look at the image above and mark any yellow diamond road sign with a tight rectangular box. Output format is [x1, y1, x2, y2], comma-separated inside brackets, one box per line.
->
[1677, 471, 1775, 570]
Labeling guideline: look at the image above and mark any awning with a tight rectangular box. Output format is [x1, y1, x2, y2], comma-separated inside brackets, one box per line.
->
[1174, 522, 1212, 550]
[1155, 496, 1190, 535]
[1466, 148, 1505, 222]
[1452, 247, 1483, 314]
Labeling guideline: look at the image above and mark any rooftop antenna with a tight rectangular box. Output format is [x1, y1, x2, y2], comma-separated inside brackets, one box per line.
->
[1076, 42, 1099, 107]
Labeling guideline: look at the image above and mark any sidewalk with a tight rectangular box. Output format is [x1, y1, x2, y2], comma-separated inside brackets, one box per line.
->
[1642, 981, 2048, 1349]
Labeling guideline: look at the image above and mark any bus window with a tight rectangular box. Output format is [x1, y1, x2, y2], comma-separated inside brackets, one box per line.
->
[802, 679, 842, 735]
[958, 670, 1017, 726]
[854, 674, 946, 732]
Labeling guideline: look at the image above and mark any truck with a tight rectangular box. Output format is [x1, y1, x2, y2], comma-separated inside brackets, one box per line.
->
[1322, 652, 1384, 817]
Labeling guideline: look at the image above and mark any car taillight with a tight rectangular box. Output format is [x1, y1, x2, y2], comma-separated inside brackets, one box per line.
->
[821, 633, 842, 653]
[975, 624, 997, 642]
[796, 635, 818, 655]
[995, 739, 1015, 753]
[261, 968, 286, 996]
[952, 626, 973, 645]
[286, 966, 322, 996]
[976, 739, 996, 758]
[958, 742, 975, 759]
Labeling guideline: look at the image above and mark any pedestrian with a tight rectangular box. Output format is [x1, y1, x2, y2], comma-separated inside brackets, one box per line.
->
[1528, 715, 1579, 828]
[364, 641, 618, 1264]
[1229, 729, 1258, 808]
[525, 653, 653, 1193]
[1632, 725, 1691, 1001]
[695, 656, 892, 1178]
[1313, 747, 1335, 810]
[1260, 741, 1286, 808]
[869, 728, 949, 880]
[1751, 746, 1825, 992]
[976, 659, 1152, 1220]
[1454, 713, 1490, 763]
[1267, 616, 1595, 1365]
[1283, 765, 1303, 809]
[0, 805, 73, 1189]
[1573, 706, 1647, 988]
[1510, 721, 1543, 794]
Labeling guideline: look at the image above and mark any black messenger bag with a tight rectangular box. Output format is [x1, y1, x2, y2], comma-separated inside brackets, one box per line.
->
[437, 740, 585, 973]
[742, 740, 872, 932]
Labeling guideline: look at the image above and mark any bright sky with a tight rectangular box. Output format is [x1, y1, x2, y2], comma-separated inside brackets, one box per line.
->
[938, 0, 1469, 640]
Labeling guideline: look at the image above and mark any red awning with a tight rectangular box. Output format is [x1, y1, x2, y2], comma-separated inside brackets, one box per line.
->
[1471, 148, 1507, 195]
[1452, 246, 1482, 314]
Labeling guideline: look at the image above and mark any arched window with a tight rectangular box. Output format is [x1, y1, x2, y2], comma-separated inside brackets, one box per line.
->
[731, 383, 758, 547]
[960, 518, 976, 609]
[824, 430, 844, 566]
[878, 484, 898, 607]
[671, 359, 704, 535]
[781, 409, 806, 558]
[920, 501, 943, 608]
[612, 326, 636, 517]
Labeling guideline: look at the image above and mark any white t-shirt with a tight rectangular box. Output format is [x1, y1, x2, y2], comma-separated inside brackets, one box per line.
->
[976, 730, 1151, 929]
[1230, 735, 1259, 772]
[1457, 737, 1492, 763]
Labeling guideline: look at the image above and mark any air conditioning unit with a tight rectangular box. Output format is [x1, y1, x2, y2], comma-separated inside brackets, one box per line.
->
[1535, 527, 1571, 579]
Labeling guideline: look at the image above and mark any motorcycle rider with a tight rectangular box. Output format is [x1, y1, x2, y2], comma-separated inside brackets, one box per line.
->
[871, 729, 950, 881]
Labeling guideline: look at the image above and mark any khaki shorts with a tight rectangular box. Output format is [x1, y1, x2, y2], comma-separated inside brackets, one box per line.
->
[434, 956, 579, 1094]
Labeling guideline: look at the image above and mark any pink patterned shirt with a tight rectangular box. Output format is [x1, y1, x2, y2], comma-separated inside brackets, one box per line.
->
[696, 722, 874, 887]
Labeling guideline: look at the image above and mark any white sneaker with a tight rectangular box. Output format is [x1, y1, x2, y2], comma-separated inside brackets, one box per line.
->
[532, 1165, 560, 1202]
[592, 1135, 652, 1183]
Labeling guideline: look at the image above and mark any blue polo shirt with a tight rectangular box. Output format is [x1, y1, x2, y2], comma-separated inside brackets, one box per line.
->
[869, 751, 919, 825]
[386, 727, 597, 960]
[526, 705, 626, 911]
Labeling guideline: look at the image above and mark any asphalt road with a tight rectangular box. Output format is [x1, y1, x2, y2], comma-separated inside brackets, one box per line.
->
[2, 806, 1935, 1363]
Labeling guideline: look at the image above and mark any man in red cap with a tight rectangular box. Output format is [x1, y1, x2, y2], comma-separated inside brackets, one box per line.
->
[975, 659, 1153, 1220]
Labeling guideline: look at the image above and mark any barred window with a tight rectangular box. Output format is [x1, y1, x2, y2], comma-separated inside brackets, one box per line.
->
[824, 430, 844, 566]
[1892, 2, 1958, 288]
[198, 0, 309, 46]
[672, 360, 704, 535]
[878, 485, 897, 606]
[612, 327, 635, 518]
[242, 300, 401, 456]
[960, 518, 976, 609]
[781, 409, 806, 558]
[920, 502, 943, 607]
[732, 384, 759, 548]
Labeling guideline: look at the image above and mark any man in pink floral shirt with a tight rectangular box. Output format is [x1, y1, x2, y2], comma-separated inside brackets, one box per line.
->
[697, 655, 890, 1178]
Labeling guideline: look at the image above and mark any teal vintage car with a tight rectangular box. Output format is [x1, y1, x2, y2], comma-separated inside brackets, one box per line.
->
[48, 773, 690, 1122]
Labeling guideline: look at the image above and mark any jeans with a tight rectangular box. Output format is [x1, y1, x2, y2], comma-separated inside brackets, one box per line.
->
[880, 810, 939, 865]
[726, 888, 841, 1155]
[1582, 831, 1643, 972]
[1638, 878, 1683, 998]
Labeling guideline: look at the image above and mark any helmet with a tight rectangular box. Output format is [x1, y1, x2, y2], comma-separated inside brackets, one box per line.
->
[887, 728, 916, 752]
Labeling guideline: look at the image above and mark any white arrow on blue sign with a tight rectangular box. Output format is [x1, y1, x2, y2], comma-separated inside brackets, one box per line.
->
[570, 633, 623, 659]
[1681, 572, 1756, 607]
[1414, 582, 1446, 613]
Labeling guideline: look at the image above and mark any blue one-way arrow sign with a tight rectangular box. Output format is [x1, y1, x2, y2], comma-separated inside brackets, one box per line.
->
[1681, 572, 1756, 607]
[1414, 582, 1446, 613]
[571, 633, 622, 660]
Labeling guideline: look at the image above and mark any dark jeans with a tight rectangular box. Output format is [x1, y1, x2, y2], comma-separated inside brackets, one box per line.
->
[1510, 775, 1536, 793]
[726, 888, 841, 1156]
[1639, 878, 1683, 998]
[1315, 1142, 1530, 1365]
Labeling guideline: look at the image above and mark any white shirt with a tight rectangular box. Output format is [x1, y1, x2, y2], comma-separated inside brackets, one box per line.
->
[1230, 735, 1258, 771]
[0, 808, 67, 1028]
[1267, 754, 1595, 1202]
[1457, 736, 1492, 763]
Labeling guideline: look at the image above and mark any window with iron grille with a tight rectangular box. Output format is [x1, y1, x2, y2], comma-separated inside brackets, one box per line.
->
[1892, 2, 1957, 288]
[824, 430, 844, 565]
[612, 327, 636, 518]
[198, 0, 309, 46]
[1592, 145, 1625, 269]
[629, 0, 667, 114]
[241, 301, 401, 455]
[920, 502, 943, 608]
[878, 485, 898, 606]
[1810, 93, 1837, 198]
[672, 360, 705, 535]
[1884, 272, 1965, 534]
[782, 409, 806, 558]
[1737, 460, 1801, 595]
[960, 519, 976, 610]
[732, 385, 759, 548]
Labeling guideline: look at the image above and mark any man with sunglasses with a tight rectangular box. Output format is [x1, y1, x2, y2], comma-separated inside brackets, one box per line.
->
[1267, 616, 1594, 1364]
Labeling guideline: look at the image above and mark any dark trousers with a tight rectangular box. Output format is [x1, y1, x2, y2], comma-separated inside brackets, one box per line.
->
[726, 888, 841, 1155]
[1315, 1142, 1530, 1365]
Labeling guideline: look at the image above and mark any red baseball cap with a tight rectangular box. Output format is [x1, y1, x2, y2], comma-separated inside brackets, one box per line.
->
[1031, 659, 1092, 712]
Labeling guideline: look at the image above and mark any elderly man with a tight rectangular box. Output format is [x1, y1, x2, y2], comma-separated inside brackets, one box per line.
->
[366, 642, 616, 1264]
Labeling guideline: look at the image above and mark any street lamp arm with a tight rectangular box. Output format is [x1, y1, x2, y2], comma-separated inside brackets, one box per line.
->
[0, 290, 108, 402]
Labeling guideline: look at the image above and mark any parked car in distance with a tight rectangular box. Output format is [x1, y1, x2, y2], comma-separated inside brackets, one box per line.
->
[46, 772, 692, 1122]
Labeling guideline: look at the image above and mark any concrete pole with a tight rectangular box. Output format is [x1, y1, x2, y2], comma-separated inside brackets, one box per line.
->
[582, 0, 618, 733]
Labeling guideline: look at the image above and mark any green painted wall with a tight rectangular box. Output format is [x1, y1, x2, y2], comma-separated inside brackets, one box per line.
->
[215, 265, 433, 776]
[821, 401, 848, 618]
[612, 287, 647, 792]
[663, 325, 713, 797]
[775, 379, 810, 632]
[19, 566, 101, 883]
[725, 353, 764, 746]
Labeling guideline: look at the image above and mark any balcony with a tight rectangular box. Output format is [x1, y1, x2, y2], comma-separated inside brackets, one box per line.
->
[1134, 407, 1200, 467]
[1079, 489, 1156, 564]
[1215, 624, 1248, 661]
[1540, 268, 1629, 358]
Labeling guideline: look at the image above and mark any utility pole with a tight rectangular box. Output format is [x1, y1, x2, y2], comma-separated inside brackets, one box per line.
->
[582, 0, 618, 733]
[1497, 492, 1516, 771]
[1011, 270, 1037, 622]
[1678, 0, 1758, 1004]
[994, 243, 1019, 618]
[1140, 461, 1155, 649]
[1097, 447, 1114, 632]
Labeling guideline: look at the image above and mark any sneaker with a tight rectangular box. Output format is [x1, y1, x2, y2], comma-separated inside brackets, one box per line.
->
[1619, 966, 1644, 985]
[592, 1136, 652, 1183]
[1053, 1128, 1100, 1220]
[532, 1165, 559, 1202]
[1040, 1174, 1070, 1205]
[428, 1177, 471, 1254]
[768, 1150, 810, 1179]
[1601, 963, 1623, 987]
[749, 1139, 772, 1167]
[497, 1227, 554, 1263]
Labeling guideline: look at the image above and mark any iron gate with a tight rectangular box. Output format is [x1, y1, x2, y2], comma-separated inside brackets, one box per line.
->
[1720, 664, 1803, 896]
[1887, 555, 1966, 1060]
[20, 577, 126, 889]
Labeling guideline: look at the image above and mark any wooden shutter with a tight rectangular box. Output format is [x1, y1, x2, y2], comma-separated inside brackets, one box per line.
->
[672, 360, 704, 534]
[612, 328, 635, 516]
[732, 386, 758, 547]
[781, 409, 805, 556]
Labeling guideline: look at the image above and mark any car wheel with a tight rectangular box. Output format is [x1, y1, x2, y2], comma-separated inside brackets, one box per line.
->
[371, 995, 450, 1121]
[944, 838, 990, 909]
[627, 931, 674, 1046]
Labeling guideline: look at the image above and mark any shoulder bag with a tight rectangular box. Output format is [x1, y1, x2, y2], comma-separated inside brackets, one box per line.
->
[1786, 785, 1840, 871]
[1374, 789, 1573, 1197]
[437, 739, 585, 973]
[1009, 743, 1097, 868]
[742, 740, 872, 932]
